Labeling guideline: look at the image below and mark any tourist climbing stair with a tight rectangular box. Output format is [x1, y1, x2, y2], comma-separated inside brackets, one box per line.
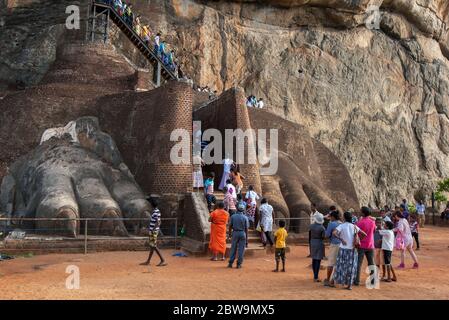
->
[88, 1, 177, 85]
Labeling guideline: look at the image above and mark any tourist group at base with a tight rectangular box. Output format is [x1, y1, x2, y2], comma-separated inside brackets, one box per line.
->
[140, 154, 423, 291]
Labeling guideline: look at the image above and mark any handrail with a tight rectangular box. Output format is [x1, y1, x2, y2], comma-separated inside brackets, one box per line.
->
[92, 1, 178, 80]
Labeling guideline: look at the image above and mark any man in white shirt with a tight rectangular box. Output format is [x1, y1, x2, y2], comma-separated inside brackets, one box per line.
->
[259, 198, 274, 247]
[257, 98, 264, 109]
[415, 200, 426, 227]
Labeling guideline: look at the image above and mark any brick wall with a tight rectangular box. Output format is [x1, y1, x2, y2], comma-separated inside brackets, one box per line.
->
[96, 81, 194, 195]
[193, 87, 262, 194]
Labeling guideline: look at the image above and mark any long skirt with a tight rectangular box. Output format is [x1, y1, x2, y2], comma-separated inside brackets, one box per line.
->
[246, 204, 256, 223]
[333, 248, 358, 286]
[209, 223, 227, 255]
[219, 171, 230, 190]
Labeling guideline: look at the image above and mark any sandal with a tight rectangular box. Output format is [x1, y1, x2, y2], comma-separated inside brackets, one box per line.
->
[157, 261, 168, 267]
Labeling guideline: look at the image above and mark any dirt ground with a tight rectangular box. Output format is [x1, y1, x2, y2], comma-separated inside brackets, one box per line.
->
[1, 226, 448, 300]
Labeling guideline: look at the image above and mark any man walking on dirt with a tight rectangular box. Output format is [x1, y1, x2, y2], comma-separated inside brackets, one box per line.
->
[140, 198, 167, 268]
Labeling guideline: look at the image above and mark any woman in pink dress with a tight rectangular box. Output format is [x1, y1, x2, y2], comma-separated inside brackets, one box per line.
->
[393, 211, 419, 269]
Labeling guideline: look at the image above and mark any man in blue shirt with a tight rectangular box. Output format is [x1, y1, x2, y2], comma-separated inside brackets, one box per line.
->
[324, 210, 341, 287]
[416, 200, 426, 227]
[227, 208, 249, 269]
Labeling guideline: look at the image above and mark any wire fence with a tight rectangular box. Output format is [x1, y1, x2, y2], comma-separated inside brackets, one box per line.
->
[0, 216, 321, 255]
[263, 217, 310, 236]
[0, 217, 178, 254]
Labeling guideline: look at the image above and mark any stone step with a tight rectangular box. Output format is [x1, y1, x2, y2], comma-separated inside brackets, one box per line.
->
[226, 235, 261, 244]
[225, 244, 291, 258]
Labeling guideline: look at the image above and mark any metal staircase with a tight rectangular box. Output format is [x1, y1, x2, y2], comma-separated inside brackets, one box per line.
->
[86, 0, 178, 87]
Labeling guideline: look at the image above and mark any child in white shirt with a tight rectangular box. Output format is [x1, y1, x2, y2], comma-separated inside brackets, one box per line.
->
[378, 221, 397, 282]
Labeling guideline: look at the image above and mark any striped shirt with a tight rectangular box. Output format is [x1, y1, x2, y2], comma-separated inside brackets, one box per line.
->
[149, 208, 161, 232]
[224, 192, 236, 211]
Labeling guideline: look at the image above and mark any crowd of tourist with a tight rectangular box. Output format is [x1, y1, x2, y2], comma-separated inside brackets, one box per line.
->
[100, 0, 225, 96]
[306, 199, 422, 289]
[96, 0, 229, 106]
[246, 95, 264, 109]
[199, 160, 424, 288]
[194, 85, 218, 100]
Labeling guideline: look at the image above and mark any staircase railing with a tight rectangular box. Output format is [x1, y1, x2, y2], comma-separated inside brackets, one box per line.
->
[90, 0, 178, 85]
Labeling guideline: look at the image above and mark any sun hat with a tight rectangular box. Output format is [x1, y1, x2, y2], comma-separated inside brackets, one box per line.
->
[313, 213, 324, 225]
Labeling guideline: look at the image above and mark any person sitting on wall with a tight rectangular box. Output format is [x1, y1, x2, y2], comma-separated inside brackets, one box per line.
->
[257, 98, 265, 109]
[246, 96, 254, 107]
[204, 172, 216, 212]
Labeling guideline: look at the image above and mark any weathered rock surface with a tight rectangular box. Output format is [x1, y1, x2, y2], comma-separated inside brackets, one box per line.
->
[134, 0, 449, 206]
[1, 0, 449, 206]
[0, 116, 151, 237]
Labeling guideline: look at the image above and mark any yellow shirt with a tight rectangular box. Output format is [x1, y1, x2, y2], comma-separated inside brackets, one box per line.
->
[274, 227, 288, 248]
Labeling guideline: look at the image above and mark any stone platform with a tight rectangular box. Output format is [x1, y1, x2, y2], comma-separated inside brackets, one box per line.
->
[0, 234, 177, 255]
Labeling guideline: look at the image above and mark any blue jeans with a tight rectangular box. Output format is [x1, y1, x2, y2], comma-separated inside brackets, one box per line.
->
[229, 231, 246, 266]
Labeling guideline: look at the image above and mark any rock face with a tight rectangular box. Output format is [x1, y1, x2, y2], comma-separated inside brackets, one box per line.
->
[130, 0, 449, 207]
[1, 0, 449, 206]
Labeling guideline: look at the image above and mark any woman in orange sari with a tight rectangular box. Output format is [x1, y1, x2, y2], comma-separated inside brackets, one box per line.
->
[209, 202, 229, 261]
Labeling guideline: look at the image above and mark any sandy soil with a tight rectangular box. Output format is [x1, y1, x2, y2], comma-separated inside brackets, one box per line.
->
[0, 226, 448, 300]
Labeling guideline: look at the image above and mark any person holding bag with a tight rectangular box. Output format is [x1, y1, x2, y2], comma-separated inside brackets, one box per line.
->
[332, 211, 367, 290]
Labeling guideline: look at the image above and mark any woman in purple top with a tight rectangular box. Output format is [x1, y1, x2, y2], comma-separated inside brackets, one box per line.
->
[355, 206, 376, 286]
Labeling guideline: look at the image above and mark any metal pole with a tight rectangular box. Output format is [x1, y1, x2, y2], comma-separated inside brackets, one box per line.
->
[91, 5, 96, 42]
[155, 62, 162, 87]
[174, 219, 177, 250]
[104, 8, 110, 43]
[84, 219, 88, 254]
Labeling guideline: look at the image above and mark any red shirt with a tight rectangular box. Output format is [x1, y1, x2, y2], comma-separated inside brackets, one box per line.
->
[357, 217, 376, 249]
